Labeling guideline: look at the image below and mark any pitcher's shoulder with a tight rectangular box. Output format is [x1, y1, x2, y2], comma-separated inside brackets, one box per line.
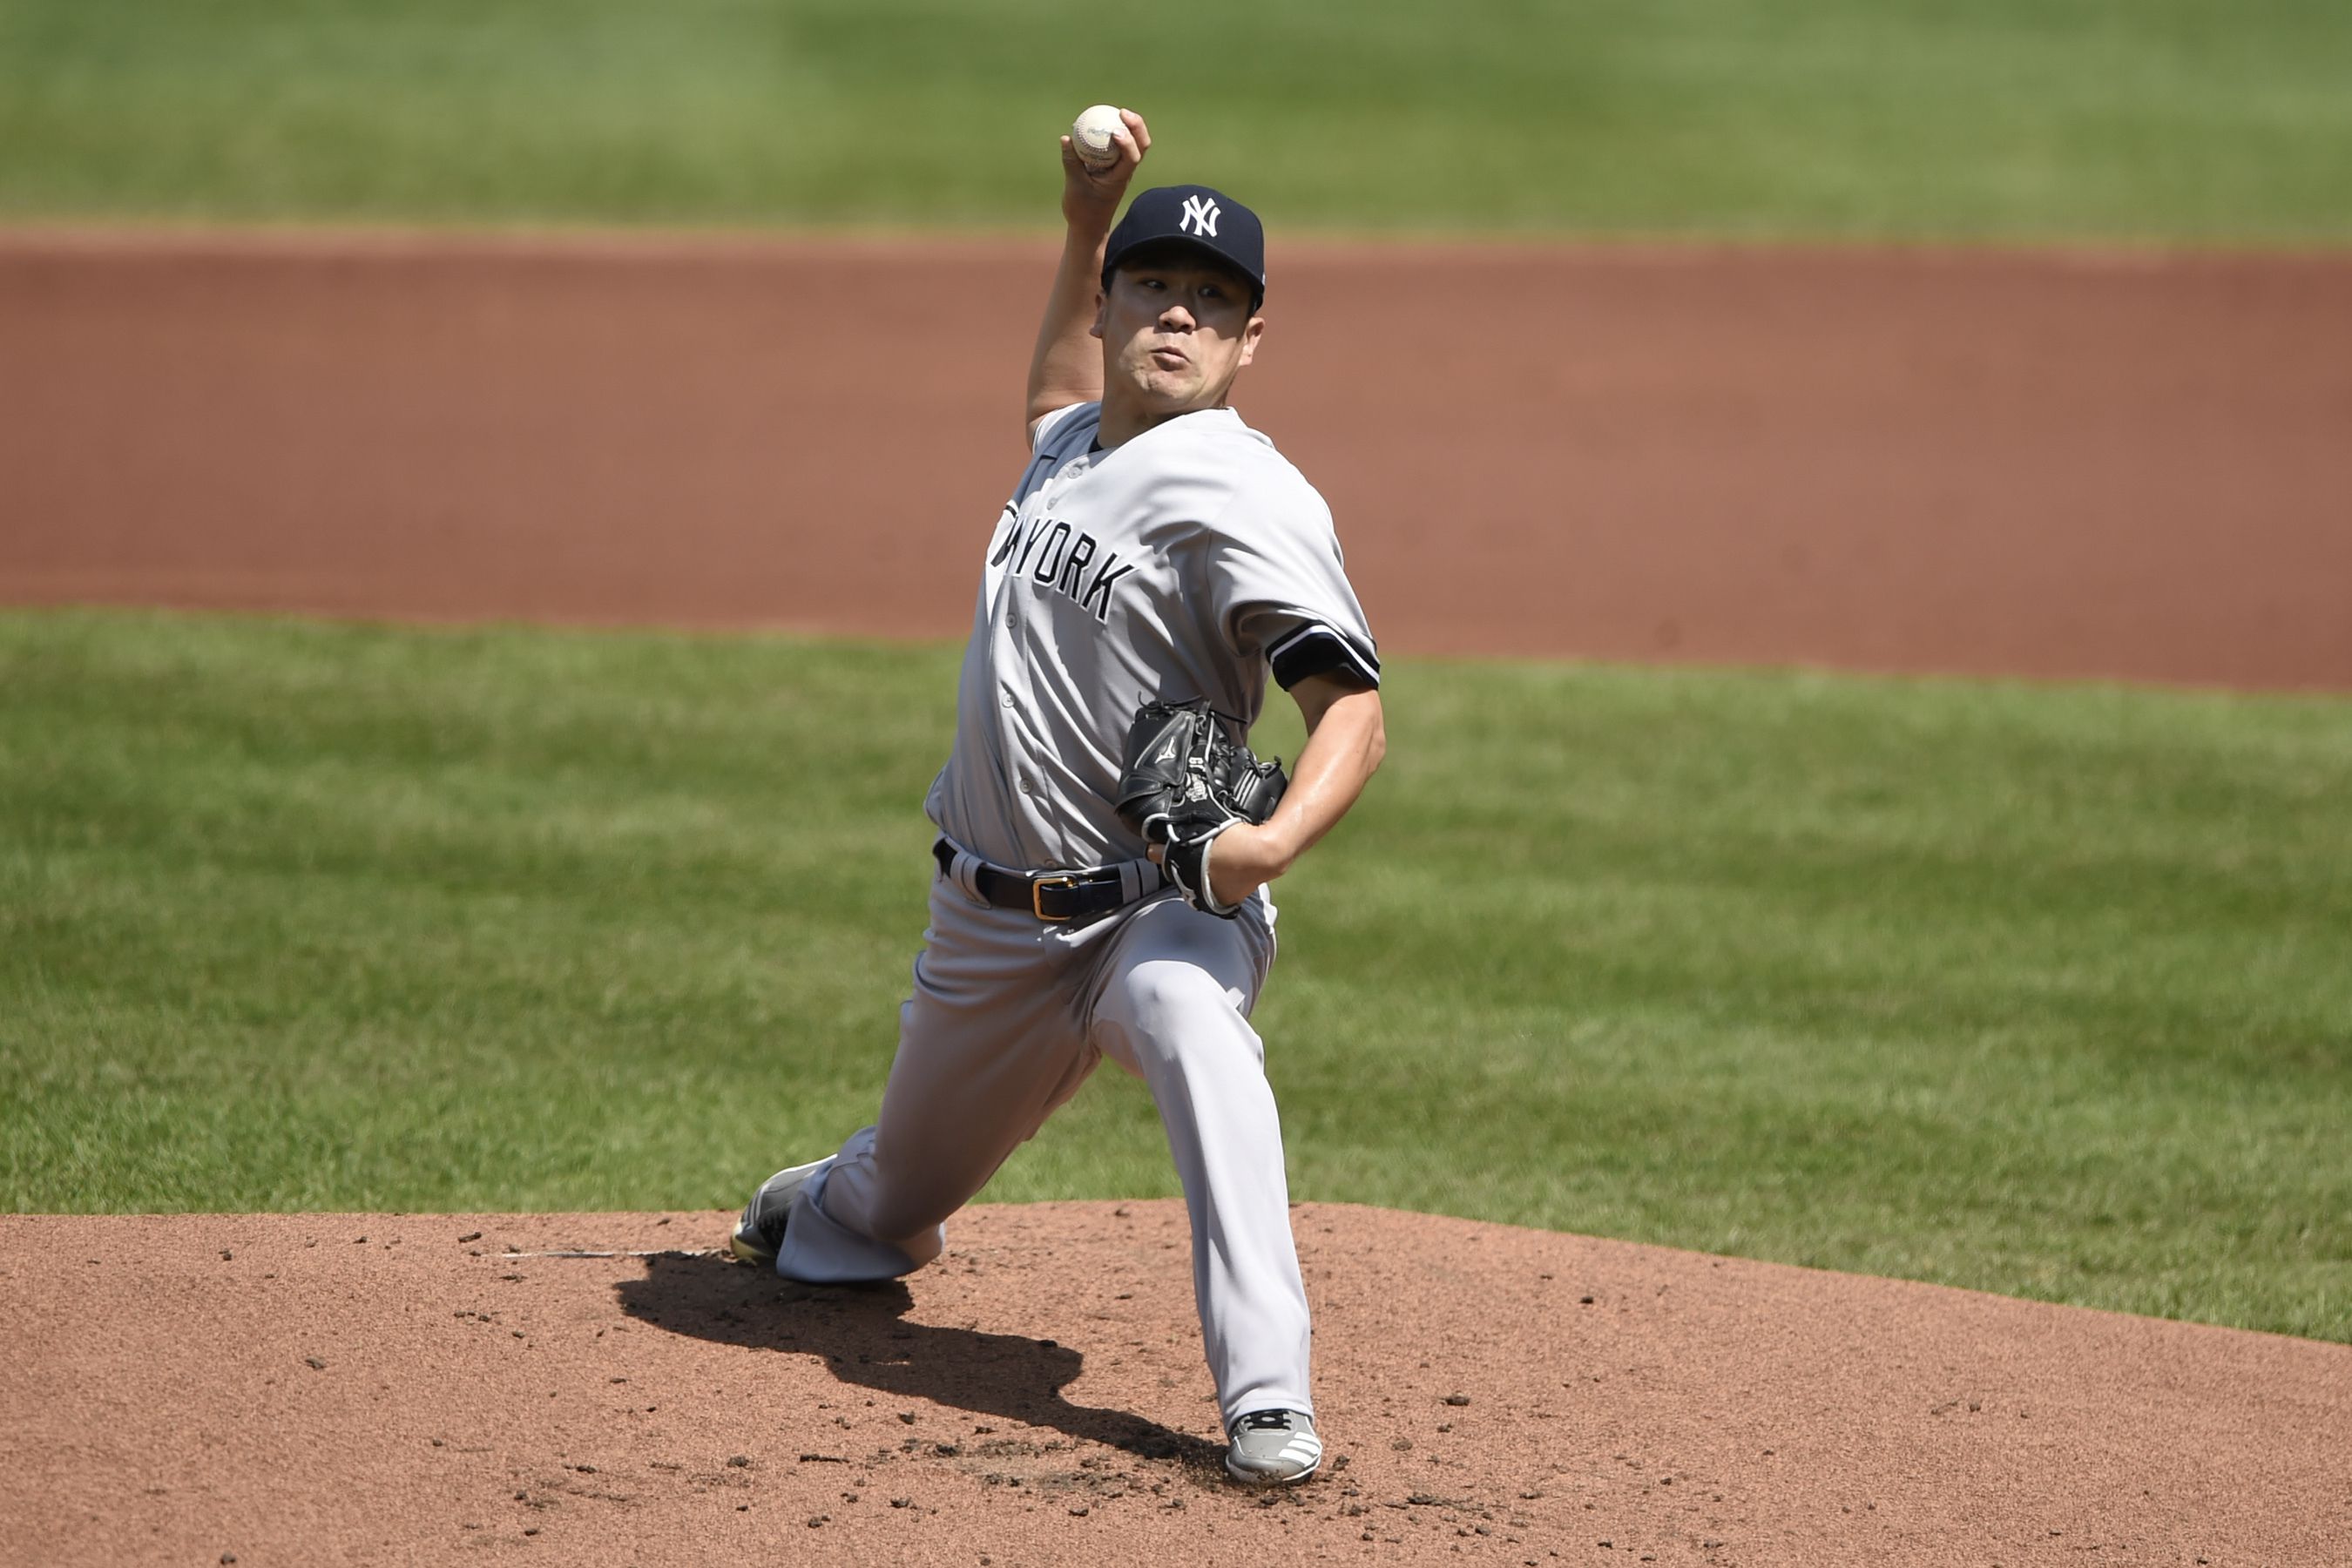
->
[1194, 414, 1324, 501]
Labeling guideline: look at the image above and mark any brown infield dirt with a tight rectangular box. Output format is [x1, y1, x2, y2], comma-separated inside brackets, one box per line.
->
[4, 233, 2351, 1565]
[5, 1205, 2348, 1568]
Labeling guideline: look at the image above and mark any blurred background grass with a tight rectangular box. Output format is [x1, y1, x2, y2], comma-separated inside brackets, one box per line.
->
[4, 612, 2345, 1340]
[3, 0, 2349, 239]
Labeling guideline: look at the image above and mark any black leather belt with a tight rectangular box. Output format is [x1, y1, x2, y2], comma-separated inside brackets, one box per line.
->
[934, 837, 1140, 923]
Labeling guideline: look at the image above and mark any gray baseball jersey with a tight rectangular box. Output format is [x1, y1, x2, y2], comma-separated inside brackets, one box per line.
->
[763, 395, 1376, 1438]
[926, 400, 1380, 873]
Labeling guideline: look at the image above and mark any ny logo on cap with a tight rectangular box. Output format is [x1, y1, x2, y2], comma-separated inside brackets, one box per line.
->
[1179, 193, 1221, 238]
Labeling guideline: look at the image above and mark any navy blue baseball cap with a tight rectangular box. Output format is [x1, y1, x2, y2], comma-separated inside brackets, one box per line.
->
[1101, 186, 1266, 308]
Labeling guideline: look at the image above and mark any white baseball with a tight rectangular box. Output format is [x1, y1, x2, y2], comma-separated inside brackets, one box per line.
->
[1071, 104, 1125, 168]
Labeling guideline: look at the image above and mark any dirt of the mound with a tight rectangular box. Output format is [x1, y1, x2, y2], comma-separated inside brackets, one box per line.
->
[3, 1202, 2343, 1567]
[3, 233, 2349, 689]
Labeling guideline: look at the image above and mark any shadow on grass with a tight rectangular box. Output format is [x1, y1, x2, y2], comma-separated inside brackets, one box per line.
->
[612, 1251, 1223, 1477]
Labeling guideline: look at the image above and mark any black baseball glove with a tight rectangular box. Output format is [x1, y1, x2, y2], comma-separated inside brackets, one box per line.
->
[1113, 698, 1288, 918]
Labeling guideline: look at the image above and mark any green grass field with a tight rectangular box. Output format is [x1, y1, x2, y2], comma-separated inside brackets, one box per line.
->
[4, 611, 2346, 1342]
[3, 0, 2349, 240]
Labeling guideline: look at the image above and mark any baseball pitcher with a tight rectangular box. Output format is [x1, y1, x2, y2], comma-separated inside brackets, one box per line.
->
[728, 108, 1384, 1488]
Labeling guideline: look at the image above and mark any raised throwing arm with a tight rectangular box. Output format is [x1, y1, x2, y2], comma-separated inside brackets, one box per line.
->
[1024, 109, 1150, 436]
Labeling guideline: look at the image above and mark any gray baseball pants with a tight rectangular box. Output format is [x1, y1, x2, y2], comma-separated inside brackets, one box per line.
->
[772, 856, 1313, 1429]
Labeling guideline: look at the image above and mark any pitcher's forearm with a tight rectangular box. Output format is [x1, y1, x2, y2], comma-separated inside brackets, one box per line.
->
[1025, 226, 1113, 424]
[1193, 688, 1382, 909]
[1259, 687, 1386, 872]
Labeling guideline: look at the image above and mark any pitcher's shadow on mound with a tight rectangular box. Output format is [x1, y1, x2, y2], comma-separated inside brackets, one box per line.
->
[612, 1253, 1220, 1470]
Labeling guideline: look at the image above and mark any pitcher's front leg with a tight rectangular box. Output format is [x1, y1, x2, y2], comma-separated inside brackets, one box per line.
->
[1092, 900, 1308, 1429]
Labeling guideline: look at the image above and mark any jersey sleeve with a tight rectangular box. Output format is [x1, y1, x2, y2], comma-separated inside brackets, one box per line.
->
[1030, 401, 1098, 456]
[1007, 402, 1105, 517]
[1203, 476, 1381, 691]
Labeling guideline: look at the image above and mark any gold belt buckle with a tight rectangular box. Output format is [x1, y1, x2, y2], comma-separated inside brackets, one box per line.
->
[1031, 874, 1079, 922]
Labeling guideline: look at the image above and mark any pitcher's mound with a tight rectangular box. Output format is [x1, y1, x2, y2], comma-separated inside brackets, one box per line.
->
[3, 1202, 2343, 1565]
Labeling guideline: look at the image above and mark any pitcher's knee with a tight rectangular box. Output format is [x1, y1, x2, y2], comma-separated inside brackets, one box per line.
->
[821, 1158, 958, 1255]
[862, 1184, 961, 1248]
[1106, 957, 1233, 1033]
[1103, 958, 1263, 1073]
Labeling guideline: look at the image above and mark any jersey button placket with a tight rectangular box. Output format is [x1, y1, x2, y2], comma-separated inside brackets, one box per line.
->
[989, 544, 1050, 862]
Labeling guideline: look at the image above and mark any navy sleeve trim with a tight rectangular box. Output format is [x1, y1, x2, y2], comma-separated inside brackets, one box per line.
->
[1267, 622, 1382, 691]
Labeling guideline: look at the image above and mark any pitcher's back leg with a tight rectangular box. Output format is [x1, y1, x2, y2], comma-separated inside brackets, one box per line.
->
[778, 882, 1100, 1282]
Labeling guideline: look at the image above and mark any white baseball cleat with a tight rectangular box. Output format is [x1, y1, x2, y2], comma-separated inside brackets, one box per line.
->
[1225, 1408, 1322, 1486]
[727, 1156, 834, 1267]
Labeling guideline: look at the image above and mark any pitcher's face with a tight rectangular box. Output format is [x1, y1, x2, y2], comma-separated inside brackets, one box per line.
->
[1093, 250, 1264, 416]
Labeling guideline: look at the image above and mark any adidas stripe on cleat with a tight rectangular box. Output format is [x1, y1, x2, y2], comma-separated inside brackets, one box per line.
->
[727, 1156, 834, 1267]
[1225, 1408, 1321, 1486]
